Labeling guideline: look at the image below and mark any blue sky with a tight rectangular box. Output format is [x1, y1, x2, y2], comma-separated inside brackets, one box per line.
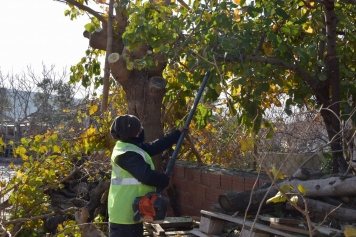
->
[0, 0, 103, 75]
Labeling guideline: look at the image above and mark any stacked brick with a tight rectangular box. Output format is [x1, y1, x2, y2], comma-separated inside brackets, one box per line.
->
[164, 161, 270, 217]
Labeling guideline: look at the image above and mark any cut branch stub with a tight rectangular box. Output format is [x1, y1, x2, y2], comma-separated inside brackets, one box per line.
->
[83, 29, 123, 53]
[148, 76, 167, 98]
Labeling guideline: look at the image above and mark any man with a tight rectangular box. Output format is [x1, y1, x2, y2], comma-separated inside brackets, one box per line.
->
[109, 114, 185, 237]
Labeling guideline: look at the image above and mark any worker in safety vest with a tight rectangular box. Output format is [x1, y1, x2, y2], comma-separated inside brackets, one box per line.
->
[109, 114, 186, 237]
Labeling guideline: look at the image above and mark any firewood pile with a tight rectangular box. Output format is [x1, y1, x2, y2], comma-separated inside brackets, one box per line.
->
[215, 167, 356, 237]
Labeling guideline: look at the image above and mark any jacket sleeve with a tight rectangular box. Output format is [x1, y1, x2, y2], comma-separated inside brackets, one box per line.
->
[115, 152, 170, 188]
[140, 130, 181, 156]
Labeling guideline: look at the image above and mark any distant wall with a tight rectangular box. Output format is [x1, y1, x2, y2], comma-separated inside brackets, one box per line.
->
[164, 161, 270, 217]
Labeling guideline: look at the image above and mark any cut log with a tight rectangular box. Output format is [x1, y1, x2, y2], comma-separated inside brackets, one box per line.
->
[286, 197, 356, 221]
[219, 187, 277, 213]
[219, 176, 356, 212]
[288, 176, 356, 197]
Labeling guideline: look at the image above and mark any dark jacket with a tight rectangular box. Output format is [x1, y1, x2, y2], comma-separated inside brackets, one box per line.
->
[114, 130, 181, 188]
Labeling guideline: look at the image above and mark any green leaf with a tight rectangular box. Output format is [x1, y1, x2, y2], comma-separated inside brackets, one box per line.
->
[275, 8, 289, 19]
[84, 23, 96, 33]
[196, 104, 210, 129]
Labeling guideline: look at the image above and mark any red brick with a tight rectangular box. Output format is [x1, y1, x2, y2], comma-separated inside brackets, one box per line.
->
[187, 182, 197, 194]
[185, 168, 194, 181]
[221, 175, 232, 190]
[180, 205, 194, 216]
[196, 184, 205, 198]
[201, 172, 211, 186]
[210, 173, 221, 188]
[184, 192, 195, 206]
[174, 165, 185, 178]
[192, 170, 201, 183]
[175, 178, 189, 192]
[205, 186, 225, 202]
[190, 208, 201, 217]
[192, 196, 204, 210]
[233, 176, 245, 191]
[177, 190, 184, 206]
[201, 199, 214, 211]
[245, 177, 258, 190]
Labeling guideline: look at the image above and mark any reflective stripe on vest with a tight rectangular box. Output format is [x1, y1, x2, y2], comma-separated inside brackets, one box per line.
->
[111, 145, 146, 186]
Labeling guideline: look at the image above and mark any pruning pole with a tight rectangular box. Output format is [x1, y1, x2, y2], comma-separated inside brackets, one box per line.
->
[165, 70, 211, 176]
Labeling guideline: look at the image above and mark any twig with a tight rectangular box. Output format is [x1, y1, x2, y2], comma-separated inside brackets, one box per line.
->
[3, 207, 77, 225]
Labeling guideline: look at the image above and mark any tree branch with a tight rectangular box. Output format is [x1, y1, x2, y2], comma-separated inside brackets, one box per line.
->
[3, 207, 77, 225]
[64, 0, 107, 25]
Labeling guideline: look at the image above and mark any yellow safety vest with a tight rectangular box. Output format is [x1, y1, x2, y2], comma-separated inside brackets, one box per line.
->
[108, 141, 155, 224]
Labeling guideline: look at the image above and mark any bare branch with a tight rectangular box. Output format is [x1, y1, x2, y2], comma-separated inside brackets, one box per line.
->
[3, 207, 77, 225]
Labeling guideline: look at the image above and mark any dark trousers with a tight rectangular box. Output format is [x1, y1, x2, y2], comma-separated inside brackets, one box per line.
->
[109, 222, 144, 237]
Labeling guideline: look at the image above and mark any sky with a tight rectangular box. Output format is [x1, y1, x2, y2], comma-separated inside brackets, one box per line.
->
[0, 0, 104, 76]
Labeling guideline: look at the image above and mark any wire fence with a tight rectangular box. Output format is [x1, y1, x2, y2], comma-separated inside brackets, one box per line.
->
[227, 105, 356, 177]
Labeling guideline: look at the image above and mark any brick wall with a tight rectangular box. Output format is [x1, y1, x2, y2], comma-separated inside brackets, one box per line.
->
[163, 161, 270, 217]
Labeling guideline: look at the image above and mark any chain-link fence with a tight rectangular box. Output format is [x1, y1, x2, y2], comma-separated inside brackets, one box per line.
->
[228, 103, 355, 177]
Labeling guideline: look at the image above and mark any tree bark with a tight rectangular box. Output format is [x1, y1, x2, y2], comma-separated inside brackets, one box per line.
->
[322, 0, 347, 173]
[219, 187, 278, 213]
[101, 0, 114, 112]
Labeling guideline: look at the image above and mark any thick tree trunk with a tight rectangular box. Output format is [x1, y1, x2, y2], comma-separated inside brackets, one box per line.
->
[120, 70, 167, 170]
[322, 1, 347, 173]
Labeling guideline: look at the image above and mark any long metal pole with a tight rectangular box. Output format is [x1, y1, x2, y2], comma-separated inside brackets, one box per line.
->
[165, 70, 210, 176]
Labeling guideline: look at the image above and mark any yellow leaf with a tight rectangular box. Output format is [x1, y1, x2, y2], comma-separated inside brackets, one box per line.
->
[305, 26, 314, 33]
[9, 162, 15, 169]
[233, 9, 241, 22]
[89, 105, 98, 115]
[15, 146, 28, 160]
[290, 195, 298, 204]
[126, 61, 134, 70]
[0, 137, 4, 146]
[266, 191, 286, 204]
[52, 145, 61, 153]
[344, 226, 356, 237]
[270, 165, 284, 180]
[240, 140, 249, 151]
[298, 184, 308, 195]
[280, 185, 294, 191]
[262, 41, 273, 56]
[39, 146, 48, 154]
[0, 180, 6, 188]
[203, 13, 211, 22]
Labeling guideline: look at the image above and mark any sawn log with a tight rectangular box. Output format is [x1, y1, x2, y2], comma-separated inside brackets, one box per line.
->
[219, 176, 356, 212]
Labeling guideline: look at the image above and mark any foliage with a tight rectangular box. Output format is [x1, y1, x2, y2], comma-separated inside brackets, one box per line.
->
[63, 0, 356, 174]
[69, 48, 105, 91]
[0, 86, 127, 236]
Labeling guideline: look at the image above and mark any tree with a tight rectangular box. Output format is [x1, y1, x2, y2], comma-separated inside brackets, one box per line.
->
[62, 0, 356, 173]
[0, 66, 86, 141]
